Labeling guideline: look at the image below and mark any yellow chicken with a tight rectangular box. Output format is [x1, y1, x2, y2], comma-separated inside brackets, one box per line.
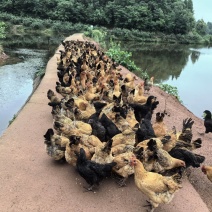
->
[112, 152, 136, 186]
[65, 136, 91, 166]
[111, 144, 134, 157]
[133, 82, 147, 104]
[91, 140, 114, 164]
[111, 129, 136, 147]
[131, 158, 182, 212]
[140, 139, 186, 173]
[202, 165, 212, 182]
[153, 112, 167, 137]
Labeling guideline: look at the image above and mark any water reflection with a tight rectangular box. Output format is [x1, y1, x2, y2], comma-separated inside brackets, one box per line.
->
[190, 50, 200, 64]
[120, 41, 212, 118]
[1, 34, 211, 135]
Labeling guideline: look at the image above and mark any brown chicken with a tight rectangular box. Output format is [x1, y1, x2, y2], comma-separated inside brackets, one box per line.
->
[45, 128, 70, 148]
[114, 113, 132, 132]
[133, 82, 147, 104]
[91, 139, 114, 164]
[112, 152, 136, 186]
[125, 107, 138, 129]
[84, 81, 99, 101]
[65, 135, 92, 166]
[80, 71, 87, 90]
[112, 79, 121, 98]
[111, 144, 134, 157]
[54, 120, 92, 136]
[144, 76, 154, 93]
[79, 134, 102, 155]
[73, 103, 95, 121]
[142, 139, 186, 173]
[131, 158, 182, 212]
[153, 112, 167, 137]
[201, 165, 212, 182]
[123, 73, 134, 83]
[124, 75, 137, 90]
[47, 89, 61, 107]
[160, 127, 178, 152]
[43, 128, 66, 161]
[136, 138, 164, 150]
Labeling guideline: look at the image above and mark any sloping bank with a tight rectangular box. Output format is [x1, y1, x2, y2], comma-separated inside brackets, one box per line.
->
[0, 33, 210, 212]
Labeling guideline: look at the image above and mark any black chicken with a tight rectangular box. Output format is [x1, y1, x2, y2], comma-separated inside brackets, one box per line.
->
[92, 101, 107, 112]
[129, 95, 159, 122]
[99, 113, 121, 141]
[112, 105, 128, 119]
[178, 118, 194, 143]
[135, 112, 156, 143]
[87, 110, 106, 142]
[76, 148, 116, 191]
[169, 147, 205, 168]
[88, 119, 106, 142]
[203, 110, 212, 133]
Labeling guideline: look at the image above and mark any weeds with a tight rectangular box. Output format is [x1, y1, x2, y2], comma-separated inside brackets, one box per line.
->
[8, 115, 16, 126]
[35, 69, 45, 78]
[158, 83, 183, 103]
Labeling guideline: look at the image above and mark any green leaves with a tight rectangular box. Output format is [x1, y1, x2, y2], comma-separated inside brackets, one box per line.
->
[106, 40, 148, 79]
[0, 22, 6, 39]
[158, 83, 182, 103]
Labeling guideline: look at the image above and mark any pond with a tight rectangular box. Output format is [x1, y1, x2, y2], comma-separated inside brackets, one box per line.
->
[121, 42, 212, 119]
[0, 48, 47, 136]
[0, 33, 63, 136]
[0, 34, 211, 136]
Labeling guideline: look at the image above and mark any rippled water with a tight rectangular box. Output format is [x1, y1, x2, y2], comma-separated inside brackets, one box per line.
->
[0, 49, 46, 136]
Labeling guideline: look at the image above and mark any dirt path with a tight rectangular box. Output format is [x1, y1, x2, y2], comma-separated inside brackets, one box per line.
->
[0, 33, 211, 212]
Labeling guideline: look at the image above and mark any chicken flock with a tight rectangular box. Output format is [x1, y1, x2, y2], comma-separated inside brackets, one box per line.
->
[44, 39, 211, 212]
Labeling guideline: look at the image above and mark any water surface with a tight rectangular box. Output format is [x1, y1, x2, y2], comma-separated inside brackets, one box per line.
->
[0, 49, 46, 136]
[124, 43, 212, 119]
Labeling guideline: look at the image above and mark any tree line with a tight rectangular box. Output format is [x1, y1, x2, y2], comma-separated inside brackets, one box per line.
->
[0, 0, 196, 35]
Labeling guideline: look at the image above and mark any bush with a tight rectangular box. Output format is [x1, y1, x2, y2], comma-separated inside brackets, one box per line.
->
[0, 21, 6, 38]
[106, 40, 148, 79]
[158, 83, 182, 103]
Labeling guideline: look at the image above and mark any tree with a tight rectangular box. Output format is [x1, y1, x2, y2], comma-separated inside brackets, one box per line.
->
[196, 19, 207, 36]
[207, 22, 212, 35]
[0, 22, 6, 39]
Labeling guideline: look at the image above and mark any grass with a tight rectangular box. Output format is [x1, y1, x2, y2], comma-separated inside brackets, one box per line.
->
[8, 114, 17, 126]
[158, 83, 183, 103]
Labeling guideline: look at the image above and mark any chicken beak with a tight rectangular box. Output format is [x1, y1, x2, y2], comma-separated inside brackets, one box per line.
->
[130, 157, 136, 166]
[129, 159, 134, 166]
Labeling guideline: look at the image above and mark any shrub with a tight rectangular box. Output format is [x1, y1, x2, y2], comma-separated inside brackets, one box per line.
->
[0, 21, 6, 38]
[158, 83, 182, 103]
[106, 40, 148, 79]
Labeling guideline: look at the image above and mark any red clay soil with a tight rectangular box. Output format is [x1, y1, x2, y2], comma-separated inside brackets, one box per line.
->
[0, 33, 211, 212]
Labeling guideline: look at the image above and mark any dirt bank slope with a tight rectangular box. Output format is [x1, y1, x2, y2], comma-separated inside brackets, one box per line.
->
[0, 33, 211, 212]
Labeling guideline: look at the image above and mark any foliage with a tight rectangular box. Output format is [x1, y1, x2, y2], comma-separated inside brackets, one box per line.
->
[195, 19, 207, 36]
[207, 22, 212, 35]
[106, 40, 148, 79]
[35, 69, 45, 78]
[158, 83, 182, 103]
[0, 22, 6, 39]
[84, 27, 107, 44]
[8, 115, 17, 126]
[0, 0, 196, 36]
[0, 10, 208, 44]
